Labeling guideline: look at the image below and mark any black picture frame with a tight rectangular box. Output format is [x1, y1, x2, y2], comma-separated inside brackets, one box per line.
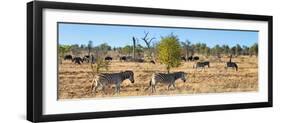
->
[27, 1, 273, 122]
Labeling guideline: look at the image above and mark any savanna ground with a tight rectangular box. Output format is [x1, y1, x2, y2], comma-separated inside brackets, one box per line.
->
[58, 56, 258, 99]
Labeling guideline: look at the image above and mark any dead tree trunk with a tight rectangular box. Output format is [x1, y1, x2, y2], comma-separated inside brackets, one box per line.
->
[132, 37, 136, 61]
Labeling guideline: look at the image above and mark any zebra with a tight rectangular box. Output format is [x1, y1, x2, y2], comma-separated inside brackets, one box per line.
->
[225, 55, 238, 71]
[91, 71, 134, 95]
[146, 72, 187, 93]
[194, 61, 210, 69]
[225, 62, 238, 71]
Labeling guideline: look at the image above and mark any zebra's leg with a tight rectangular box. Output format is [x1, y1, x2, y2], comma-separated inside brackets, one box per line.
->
[152, 85, 156, 93]
[114, 85, 118, 95]
[117, 85, 121, 94]
[92, 82, 100, 96]
[101, 84, 107, 95]
[172, 83, 176, 89]
[91, 80, 95, 93]
[114, 83, 121, 95]
[151, 77, 156, 93]
[168, 83, 172, 91]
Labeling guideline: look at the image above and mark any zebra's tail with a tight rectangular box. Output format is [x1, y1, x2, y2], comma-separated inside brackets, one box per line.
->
[235, 64, 238, 71]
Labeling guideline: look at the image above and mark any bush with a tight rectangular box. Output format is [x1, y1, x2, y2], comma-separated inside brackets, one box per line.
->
[157, 34, 181, 73]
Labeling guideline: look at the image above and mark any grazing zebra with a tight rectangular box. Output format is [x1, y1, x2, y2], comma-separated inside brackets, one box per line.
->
[91, 71, 134, 95]
[225, 55, 238, 71]
[203, 61, 210, 67]
[194, 61, 210, 69]
[147, 72, 187, 93]
[226, 62, 238, 71]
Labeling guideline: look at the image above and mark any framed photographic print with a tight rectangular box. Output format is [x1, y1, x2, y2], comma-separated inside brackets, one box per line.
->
[27, 1, 273, 122]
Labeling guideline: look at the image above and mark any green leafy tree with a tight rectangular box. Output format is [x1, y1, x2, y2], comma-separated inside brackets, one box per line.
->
[181, 40, 191, 58]
[94, 43, 111, 57]
[58, 45, 71, 64]
[80, 44, 87, 49]
[242, 45, 249, 55]
[235, 44, 242, 55]
[212, 44, 223, 56]
[121, 45, 133, 55]
[204, 46, 211, 56]
[229, 46, 235, 55]
[70, 44, 80, 55]
[249, 43, 258, 56]
[99, 43, 111, 51]
[135, 44, 144, 57]
[157, 34, 181, 73]
[200, 43, 208, 55]
[222, 45, 230, 55]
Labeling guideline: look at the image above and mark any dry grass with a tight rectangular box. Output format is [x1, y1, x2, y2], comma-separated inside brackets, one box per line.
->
[58, 56, 258, 99]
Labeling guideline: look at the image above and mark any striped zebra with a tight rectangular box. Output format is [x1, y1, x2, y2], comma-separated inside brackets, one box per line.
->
[193, 61, 210, 69]
[225, 62, 238, 71]
[147, 72, 187, 93]
[91, 71, 134, 95]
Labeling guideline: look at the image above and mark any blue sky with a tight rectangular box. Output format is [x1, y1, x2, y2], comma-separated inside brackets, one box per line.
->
[58, 23, 258, 48]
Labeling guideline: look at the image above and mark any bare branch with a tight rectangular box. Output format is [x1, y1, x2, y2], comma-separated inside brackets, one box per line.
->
[141, 31, 155, 49]
[142, 31, 149, 41]
[149, 37, 156, 44]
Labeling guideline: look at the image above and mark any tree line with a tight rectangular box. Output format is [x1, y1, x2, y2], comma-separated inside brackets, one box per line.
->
[181, 41, 258, 57]
[60, 40, 258, 58]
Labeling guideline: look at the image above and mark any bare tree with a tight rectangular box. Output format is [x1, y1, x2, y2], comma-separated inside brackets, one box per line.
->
[132, 37, 137, 60]
[140, 31, 155, 60]
[141, 31, 155, 49]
